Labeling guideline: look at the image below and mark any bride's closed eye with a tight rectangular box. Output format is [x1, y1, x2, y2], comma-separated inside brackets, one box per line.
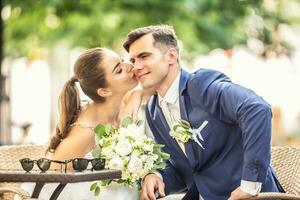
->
[116, 67, 123, 74]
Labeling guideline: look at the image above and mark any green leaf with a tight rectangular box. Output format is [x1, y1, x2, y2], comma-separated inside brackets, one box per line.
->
[156, 162, 167, 169]
[153, 144, 165, 148]
[179, 120, 191, 129]
[94, 186, 100, 196]
[122, 116, 133, 128]
[153, 144, 164, 152]
[135, 119, 143, 126]
[91, 146, 102, 158]
[105, 124, 112, 134]
[160, 152, 170, 160]
[172, 124, 181, 131]
[94, 124, 106, 137]
[90, 182, 97, 191]
[100, 179, 112, 186]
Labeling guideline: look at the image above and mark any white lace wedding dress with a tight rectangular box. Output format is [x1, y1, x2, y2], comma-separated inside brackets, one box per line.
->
[16, 123, 140, 200]
[16, 105, 155, 200]
[17, 178, 138, 200]
[16, 150, 139, 200]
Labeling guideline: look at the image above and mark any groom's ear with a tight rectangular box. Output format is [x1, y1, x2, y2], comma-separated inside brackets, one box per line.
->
[97, 88, 112, 98]
[166, 48, 179, 65]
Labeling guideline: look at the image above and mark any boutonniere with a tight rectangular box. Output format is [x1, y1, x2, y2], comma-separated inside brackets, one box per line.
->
[170, 120, 208, 149]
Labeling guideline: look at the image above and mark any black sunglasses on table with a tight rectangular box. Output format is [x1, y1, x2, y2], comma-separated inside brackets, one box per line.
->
[19, 157, 105, 172]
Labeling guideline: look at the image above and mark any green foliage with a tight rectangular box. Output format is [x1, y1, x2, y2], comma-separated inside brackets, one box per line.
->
[122, 116, 133, 128]
[90, 182, 101, 196]
[90, 179, 113, 196]
[3, 0, 299, 58]
[91, 145, 102, 158]
[135, 119, 143, 127]
[94, 124, 107, 138]
[90, 182, 98, 191]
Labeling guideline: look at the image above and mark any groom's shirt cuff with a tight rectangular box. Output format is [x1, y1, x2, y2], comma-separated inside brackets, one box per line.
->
[240, 180, 262, 195]
[142, 171, 163, 182]
[152, 171, 163, 181]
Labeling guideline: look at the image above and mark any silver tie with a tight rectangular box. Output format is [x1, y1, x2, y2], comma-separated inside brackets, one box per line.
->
[160, 99, 186, 155]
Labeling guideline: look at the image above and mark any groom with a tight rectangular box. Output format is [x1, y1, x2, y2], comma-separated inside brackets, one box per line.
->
[123, 25, 284, 200]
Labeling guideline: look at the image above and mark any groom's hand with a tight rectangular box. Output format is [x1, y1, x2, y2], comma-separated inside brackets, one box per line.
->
[228, 187, 255, 200]
[140, 173, 165, 200]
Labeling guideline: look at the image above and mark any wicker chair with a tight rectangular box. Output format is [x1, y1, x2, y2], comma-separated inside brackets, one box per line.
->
[255, 146, 300, 200]
[0, 144, 45, 200]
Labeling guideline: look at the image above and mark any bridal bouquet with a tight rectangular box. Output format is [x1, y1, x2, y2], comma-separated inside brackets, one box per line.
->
[90, 117, 169, 196]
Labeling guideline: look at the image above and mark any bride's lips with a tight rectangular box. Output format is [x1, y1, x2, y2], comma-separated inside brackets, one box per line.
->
[130, 73, 136, 79]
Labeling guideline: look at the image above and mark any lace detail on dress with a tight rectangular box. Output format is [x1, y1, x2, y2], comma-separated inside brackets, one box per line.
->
[71, 122, 94, 130]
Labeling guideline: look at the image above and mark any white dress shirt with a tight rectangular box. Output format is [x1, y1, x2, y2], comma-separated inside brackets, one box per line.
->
[157, 72, 262, 196]
[158, 73, 186, 154]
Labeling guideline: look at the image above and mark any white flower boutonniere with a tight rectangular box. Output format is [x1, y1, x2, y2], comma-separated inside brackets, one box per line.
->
[170, 120, 208, 149]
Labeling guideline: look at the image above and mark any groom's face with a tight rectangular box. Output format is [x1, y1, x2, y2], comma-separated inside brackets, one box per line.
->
[129, 34, 170, 90]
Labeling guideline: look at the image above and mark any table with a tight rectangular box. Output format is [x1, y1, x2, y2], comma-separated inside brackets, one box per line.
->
[0, 169, 121, 200]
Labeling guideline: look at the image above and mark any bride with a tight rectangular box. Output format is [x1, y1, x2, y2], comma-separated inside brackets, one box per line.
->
[18, 47, 153, 200]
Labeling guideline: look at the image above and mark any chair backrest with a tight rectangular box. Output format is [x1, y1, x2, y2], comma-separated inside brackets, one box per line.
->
[0, 145, 45, 200]
[0, 144, 45, 170]
[271, 146, 300, 195]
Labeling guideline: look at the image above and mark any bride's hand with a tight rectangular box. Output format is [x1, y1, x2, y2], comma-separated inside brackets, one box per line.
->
[119, 87, 156, 123]
[119, 89, 143, 122]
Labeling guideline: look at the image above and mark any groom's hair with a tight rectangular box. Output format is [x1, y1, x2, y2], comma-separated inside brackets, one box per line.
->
[123, 24, 179, 53]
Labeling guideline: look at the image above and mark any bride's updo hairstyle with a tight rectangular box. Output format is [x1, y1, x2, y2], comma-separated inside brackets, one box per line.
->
[46, 48, 108, 154]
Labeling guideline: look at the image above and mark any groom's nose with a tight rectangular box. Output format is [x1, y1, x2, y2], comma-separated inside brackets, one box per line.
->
[132, 60, 143, 72]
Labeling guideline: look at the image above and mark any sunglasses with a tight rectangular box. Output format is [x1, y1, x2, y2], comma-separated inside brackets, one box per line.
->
[19, 157, 105, 172]
[70, 158, 105, 171]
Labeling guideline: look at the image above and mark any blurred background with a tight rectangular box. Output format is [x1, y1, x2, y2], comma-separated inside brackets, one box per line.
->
[0, 0, 300, 146]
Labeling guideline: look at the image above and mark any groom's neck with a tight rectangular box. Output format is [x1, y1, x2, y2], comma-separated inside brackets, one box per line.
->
[157, 63, 181, 98]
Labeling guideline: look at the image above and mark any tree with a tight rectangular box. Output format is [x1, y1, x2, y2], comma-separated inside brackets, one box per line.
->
[3, 0, 298, 58]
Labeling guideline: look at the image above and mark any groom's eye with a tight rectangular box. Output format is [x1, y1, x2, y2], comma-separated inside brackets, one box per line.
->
[130, 59, 135, 64]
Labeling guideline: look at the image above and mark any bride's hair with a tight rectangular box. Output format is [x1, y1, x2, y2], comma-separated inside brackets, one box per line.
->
[46, 48, 108, 153]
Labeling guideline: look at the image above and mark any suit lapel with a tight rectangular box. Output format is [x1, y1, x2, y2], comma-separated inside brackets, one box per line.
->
[179, 70, 189, 121]
[179, 70, 197, 164]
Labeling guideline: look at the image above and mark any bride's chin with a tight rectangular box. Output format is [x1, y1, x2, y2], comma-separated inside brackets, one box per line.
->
[123, 82, 138, 93]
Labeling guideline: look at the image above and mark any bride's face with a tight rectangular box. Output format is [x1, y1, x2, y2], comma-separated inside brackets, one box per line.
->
[101, 49, 138, 95]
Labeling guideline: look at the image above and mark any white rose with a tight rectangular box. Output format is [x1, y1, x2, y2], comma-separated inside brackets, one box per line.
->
[122, 170, 131, 179]
[102, 145, 114, 157]
[145, 158, 154, 168]
[139, 169, 149, 178]
[141, 155, 148, 162]
[108, 155, 124, 170]
[119, 124, 144, 140]
[128, 155, 143, 174]
[115, 138, 132, 157]
[119, 124, 137, 136]
[143, 144, 153, 152]
[152, 154, 159, 160]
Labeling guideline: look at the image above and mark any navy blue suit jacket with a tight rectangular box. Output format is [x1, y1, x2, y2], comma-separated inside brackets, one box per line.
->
[145, 69, 284, 200]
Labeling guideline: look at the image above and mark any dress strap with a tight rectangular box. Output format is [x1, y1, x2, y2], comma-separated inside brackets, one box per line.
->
[71, 122, 94, 130]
